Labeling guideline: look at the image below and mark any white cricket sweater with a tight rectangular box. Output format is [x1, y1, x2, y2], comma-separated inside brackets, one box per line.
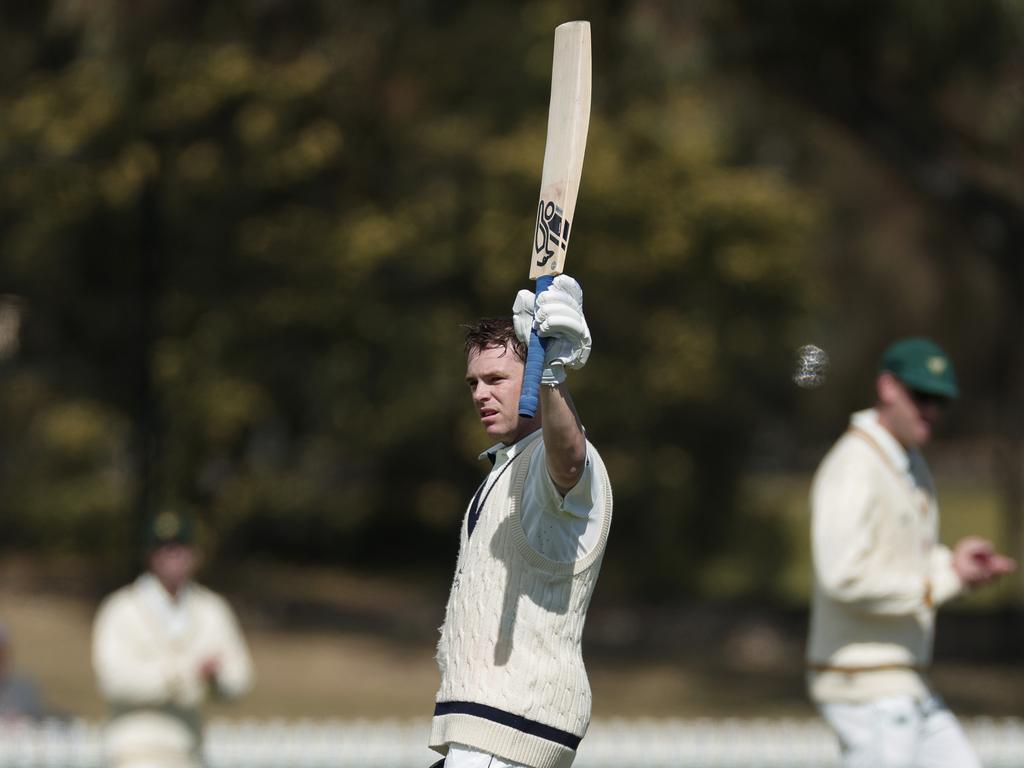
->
[806, 409, 965, 703]
[92, 575, 254, 768]
[431, 436, 613, 768]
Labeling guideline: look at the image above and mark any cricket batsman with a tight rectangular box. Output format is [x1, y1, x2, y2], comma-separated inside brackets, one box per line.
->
[429, 276, 613, 768]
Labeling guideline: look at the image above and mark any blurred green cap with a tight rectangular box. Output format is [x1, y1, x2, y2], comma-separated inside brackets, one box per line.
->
[144, 509, 195, 550]
[879, 337, 958, 399]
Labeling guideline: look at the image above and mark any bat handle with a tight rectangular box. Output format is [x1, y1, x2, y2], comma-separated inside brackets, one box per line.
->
[518, 274, 555, 418]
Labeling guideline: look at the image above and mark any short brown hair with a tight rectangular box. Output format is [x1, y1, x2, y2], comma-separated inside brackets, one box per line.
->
[464, 317, 526, 362]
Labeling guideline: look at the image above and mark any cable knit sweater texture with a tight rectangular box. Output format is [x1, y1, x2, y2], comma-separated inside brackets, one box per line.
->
[431, 436, 613, 768]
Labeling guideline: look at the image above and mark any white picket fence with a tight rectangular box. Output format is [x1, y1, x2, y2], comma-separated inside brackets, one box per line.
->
[2, 717, 1023, 767]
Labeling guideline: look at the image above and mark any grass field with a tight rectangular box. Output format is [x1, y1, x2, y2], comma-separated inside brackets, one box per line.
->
[1, 471, 1021, 722]
[3, 583, 1021, 723]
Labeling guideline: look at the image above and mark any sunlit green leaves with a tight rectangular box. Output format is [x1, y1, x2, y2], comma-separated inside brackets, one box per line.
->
[0, 0, 1016, 595]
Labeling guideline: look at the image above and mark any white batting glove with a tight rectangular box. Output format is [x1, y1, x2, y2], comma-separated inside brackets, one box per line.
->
[512, 275, 591, 386]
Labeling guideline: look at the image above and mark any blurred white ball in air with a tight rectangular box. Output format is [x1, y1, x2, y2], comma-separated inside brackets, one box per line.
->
[794, 344, 828, 388]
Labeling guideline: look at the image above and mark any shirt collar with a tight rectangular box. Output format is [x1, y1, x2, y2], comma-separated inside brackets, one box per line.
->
[850, 407, 911, 474]
[479, 428, 543, 468]
[136, 571, 191, 607]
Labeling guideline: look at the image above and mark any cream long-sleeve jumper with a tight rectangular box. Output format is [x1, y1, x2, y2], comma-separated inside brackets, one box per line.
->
[806, 409, 966, 703]
[92, 574, 253, 768]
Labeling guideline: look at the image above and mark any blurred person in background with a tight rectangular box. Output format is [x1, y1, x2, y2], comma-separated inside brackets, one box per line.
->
[0, 620, 46, 722]
[429, 276, 613, 768]
[92, 510, 254, 768]
[806, 337, 1016, 768]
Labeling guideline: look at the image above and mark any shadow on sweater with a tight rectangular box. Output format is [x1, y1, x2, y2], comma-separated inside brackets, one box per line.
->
[490, 515, 571, 666]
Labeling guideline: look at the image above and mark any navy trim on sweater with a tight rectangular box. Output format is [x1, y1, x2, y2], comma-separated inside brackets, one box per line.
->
[433, 700, 581, 750]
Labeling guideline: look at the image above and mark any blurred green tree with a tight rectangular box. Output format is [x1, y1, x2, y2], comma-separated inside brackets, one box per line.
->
[708, 0, 1024, 592]
[0, 0, 1017, 599]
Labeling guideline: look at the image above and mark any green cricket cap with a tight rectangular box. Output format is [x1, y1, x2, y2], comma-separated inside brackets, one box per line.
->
[143, 509, 195, 550]
[879, 337, 959, 399]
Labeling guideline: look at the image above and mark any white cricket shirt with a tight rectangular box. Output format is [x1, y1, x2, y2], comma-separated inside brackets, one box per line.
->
[476, 429, 602, 562]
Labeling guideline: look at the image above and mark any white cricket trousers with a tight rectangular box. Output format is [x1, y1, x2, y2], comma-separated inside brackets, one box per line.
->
[442, 743, 530, 768]
[819, 695, 981, 768]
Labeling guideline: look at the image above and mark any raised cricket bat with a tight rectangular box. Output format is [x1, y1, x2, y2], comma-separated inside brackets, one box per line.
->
[518, 20, 592, 418]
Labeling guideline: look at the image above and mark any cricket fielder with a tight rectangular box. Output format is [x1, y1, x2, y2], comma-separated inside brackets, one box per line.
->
[92, 511, 254, 768]
[430, 276, 613, 768]
[807, 338, 1016, 768]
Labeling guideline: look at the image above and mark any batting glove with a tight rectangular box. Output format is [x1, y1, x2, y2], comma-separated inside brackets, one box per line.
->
[512, 275, 591, 386]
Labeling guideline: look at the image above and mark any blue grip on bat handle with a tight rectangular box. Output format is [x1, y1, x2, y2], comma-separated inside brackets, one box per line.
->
[518, 274, 555, 418]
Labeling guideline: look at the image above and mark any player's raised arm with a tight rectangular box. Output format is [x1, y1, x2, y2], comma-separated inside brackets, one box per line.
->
[519, 21, 591, 419]
[513, 274, 591, 493]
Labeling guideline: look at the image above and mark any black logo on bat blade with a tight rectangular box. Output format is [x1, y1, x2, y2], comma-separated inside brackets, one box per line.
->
[534, 199, 571, 267]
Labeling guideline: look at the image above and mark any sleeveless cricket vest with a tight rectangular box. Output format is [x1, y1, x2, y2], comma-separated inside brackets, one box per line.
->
[431, 437, 613, 768]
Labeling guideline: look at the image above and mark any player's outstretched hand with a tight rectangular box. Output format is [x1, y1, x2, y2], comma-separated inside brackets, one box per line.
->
[986, 553, 1018, 576]
[512, 275, 591, 386]
[953, 536, 1017, 587]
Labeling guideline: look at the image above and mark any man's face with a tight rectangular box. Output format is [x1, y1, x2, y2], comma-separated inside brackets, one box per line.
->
[466, 342, 531, 444]
[878, 373, 947, 448]
[148, 543, 197, 593]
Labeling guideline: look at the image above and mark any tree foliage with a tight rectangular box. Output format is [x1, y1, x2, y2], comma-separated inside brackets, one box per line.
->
[0, 1, 1019, 596]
